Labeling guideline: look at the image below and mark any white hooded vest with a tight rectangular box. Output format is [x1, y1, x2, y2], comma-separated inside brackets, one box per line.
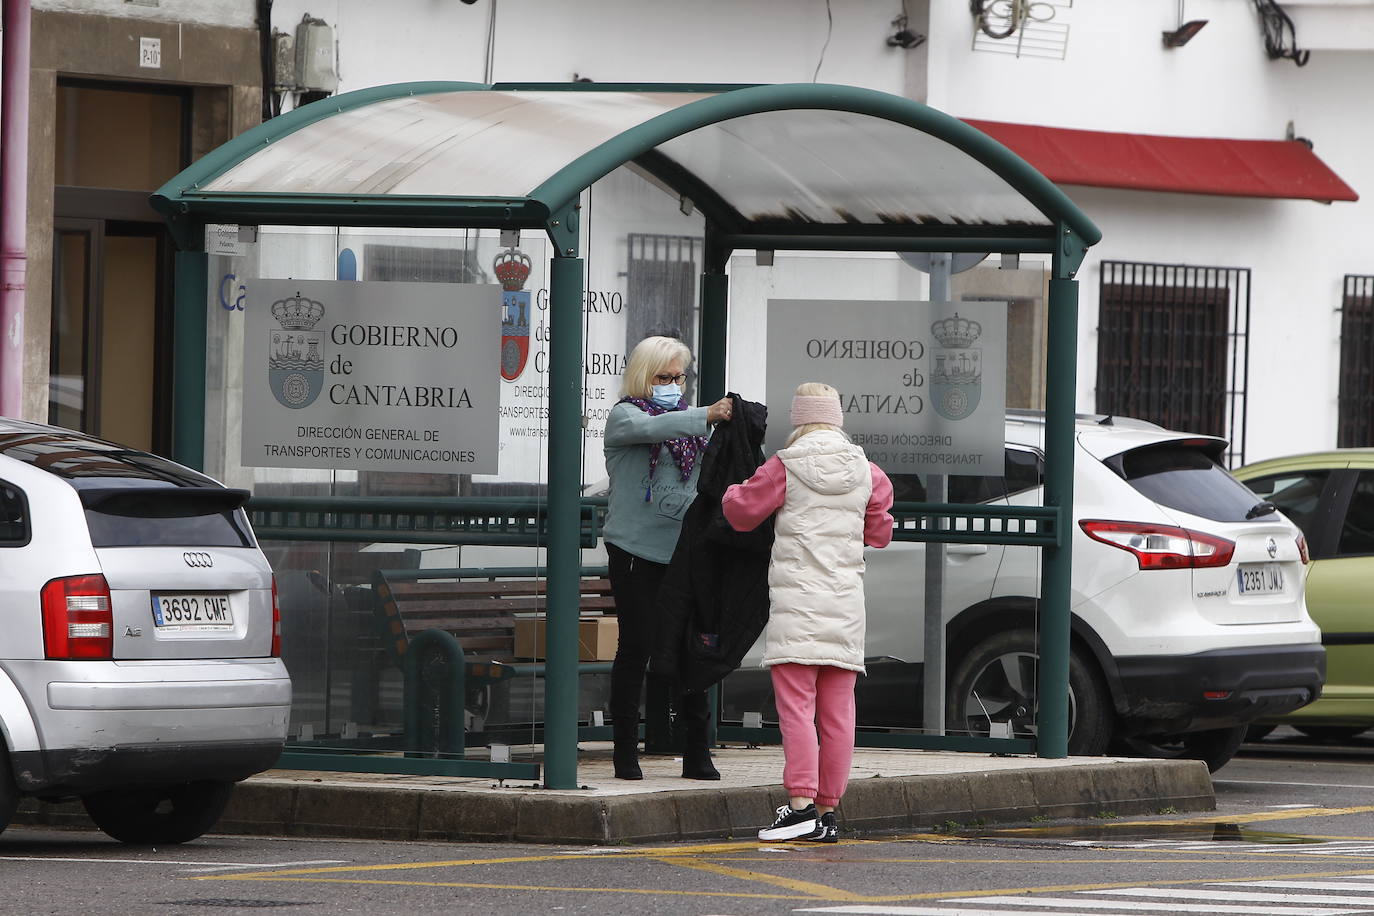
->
[762, 429, 873, 674]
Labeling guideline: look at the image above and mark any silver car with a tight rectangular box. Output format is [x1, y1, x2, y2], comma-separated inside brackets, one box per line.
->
[0, 420, 290, 843]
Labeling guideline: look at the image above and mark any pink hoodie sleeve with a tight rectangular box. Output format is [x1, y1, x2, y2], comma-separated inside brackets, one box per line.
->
[721, 455, 787, 532]
[865, 462, 896, 548]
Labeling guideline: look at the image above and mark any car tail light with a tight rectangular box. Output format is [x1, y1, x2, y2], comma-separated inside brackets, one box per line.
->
[271, 575, 282, 657]
[1297, 533, 1310, 565]
[41, 574, 113, 660]
[1079, 520, 1235, 570]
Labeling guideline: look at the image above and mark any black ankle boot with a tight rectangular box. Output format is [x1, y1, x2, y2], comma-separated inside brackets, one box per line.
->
[680, 692, 720, 780]
[612, 718, 642, 780]
[681, 745, 720, 781]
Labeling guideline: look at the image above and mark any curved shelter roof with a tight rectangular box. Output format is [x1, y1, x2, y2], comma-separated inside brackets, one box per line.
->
[152, 81, 1101, 259]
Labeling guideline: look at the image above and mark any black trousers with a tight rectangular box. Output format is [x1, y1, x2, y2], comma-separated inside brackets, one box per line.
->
[606, 542, 708, 745]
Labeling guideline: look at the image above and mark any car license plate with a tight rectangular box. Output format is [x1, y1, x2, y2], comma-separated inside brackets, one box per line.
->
[151, 593, 233, 629]
[1236, 563, 1285, 595]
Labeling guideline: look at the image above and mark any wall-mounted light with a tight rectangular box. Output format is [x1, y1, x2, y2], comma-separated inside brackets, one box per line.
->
[1163, 19, 1208, 47]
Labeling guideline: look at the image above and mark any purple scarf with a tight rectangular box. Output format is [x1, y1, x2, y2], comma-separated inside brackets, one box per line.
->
[619, 396, 709, 498]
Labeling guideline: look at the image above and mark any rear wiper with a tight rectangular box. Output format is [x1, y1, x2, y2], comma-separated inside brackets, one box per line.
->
[1246, 500, 1277, 519]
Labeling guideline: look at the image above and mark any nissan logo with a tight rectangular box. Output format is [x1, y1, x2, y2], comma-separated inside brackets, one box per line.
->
[1266, 538, 1278, 559]
[183, 551, 214, 568]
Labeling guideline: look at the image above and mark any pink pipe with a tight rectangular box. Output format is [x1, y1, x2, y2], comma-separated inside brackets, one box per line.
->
[0, 0, 30, 418]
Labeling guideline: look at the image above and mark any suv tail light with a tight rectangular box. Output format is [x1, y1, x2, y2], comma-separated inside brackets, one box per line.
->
[271, 575, 282, 657]
[42, 574, 114, 659]
[1079, 520, 1235, 570]
[1297, 533, 1310, 565]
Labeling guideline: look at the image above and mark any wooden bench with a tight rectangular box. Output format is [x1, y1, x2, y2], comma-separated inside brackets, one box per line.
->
[371, 566, 617, 751]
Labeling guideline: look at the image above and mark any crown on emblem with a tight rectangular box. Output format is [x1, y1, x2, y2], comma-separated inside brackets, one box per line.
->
[271, 292, 326, 330]
[493, 248, 532, 291]
[931, 313, 982, 348]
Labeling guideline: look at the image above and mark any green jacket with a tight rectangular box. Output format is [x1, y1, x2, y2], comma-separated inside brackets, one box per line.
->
[602, 401, 711, 564]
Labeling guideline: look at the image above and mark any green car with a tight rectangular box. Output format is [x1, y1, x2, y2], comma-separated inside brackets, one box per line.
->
[1235, 450, 1374, 740]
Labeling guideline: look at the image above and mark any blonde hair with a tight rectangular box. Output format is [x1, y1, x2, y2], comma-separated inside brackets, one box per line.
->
[784, 381, 847, 447]
[622, 336, 693, 399]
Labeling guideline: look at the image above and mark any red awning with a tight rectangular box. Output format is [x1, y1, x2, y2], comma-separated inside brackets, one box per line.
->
[963, 119, 1358, 203]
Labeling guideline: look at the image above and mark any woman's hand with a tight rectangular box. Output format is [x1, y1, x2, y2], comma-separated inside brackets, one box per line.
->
[707, 397, 733, 424]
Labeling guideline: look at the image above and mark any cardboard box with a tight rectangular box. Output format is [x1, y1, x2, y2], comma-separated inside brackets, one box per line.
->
[514, 616, 618, 661]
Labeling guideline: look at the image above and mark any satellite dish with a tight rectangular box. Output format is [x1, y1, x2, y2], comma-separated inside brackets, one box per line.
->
[899, 252, 990, 274]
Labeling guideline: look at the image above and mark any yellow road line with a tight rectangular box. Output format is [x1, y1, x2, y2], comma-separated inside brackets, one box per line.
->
[662, 855, 866, 901]
[206, 863, 1374, 903]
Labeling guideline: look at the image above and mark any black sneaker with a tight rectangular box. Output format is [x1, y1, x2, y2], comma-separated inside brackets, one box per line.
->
[801, 811, 838, 843]
[758, 803, 819, 841]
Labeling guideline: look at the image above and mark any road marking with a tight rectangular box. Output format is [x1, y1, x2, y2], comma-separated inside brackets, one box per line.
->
[1089, 886, 1374, 905]
[1219, 779, 1374, 791]
[0, 855, 345, 870]
[664, 855, 865, 901]
[951, 894, 1358, 913]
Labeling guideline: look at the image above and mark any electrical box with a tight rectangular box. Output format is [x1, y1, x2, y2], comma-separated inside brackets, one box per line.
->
[272, 30, 296, 91]
[294, 15, 337, 93]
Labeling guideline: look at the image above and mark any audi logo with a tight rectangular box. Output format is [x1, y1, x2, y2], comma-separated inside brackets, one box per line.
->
[183, 552, 214, 568]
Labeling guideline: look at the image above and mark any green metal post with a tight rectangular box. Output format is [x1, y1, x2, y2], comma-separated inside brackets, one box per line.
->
[172, 249, 208, 469]
[544, 254, 585, 789]
[1038, 268, 1079, 759]
[698, 271, 728, 402]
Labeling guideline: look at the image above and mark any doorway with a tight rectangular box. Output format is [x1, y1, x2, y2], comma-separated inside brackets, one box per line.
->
[49, 79, 187, 453]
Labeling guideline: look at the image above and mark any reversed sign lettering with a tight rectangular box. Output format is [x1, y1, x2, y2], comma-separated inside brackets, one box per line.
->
[765, 299, 1006, 476]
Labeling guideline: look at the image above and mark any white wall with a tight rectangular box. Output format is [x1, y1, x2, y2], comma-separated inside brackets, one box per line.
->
[267, 0, 1374, 464]
[34, 0, 256, 28]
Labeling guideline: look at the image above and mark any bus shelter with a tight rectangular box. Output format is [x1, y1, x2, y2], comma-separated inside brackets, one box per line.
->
[152, 82, 1101, 790]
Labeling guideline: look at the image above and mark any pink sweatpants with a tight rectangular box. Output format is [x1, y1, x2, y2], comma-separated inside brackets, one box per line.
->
[770, 662, 859, 807]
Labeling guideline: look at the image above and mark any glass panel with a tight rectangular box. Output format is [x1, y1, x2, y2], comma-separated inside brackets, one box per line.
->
[99, 234, 158, 451]
[720, 251, 1049, 747]
[1106, 443, 1269, 523]
[55, 84, 183, 191]
[200, 162, 706, 771]
[50, 230, 91, 430]
[1338, 472, 1374, 557]
[202, 90, 1049, 229]
[1243, 470, 1329, 543]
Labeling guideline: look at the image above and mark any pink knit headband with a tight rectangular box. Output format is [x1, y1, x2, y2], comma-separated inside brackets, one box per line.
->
[791, 394, 843, 428]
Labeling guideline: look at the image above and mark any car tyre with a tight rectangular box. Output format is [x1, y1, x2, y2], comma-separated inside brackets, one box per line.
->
[81, 780, 234, 845]
[946, 629, 1114, 756]
[1295, 725, 1368, 741]
[1144, 724, 1248, 773]
[0, 749, 19, 836]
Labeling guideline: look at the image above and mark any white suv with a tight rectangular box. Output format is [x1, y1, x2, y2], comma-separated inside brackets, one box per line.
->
[725, 411, 1324, 771]
[0, 419, 291, 843]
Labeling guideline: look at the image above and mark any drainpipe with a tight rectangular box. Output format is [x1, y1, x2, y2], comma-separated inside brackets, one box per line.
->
[0, 0, 31, 418]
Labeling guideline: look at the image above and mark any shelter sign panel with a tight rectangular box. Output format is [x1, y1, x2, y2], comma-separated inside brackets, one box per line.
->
[242, 279, 500, 474]
[765, 299, 1005, 476]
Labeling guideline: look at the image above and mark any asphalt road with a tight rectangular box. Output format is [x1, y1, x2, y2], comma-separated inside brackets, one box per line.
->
[9, 730, 1374, 916]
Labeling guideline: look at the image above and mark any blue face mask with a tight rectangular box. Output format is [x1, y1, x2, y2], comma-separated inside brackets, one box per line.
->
[650, 383, 682, 408]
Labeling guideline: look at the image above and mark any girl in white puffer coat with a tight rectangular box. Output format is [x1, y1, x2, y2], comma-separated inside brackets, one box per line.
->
[722, 382, 894, 843]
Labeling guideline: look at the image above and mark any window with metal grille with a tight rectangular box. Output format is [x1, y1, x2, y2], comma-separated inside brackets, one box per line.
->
[1338, 275, 1374, 447]
[625, 233, 702, 397]
[1096, 261, 1250, 467]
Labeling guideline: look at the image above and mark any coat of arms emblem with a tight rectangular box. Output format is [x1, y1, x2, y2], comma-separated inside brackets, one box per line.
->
[495, 247, 532, 381]
[930, 313, 982, 421]
[268, 292, 326, 409]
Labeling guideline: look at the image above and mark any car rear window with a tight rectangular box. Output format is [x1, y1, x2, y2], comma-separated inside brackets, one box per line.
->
[80, 487, 254, 548]
[0, 428, 254, 548]
[1105, 442, 1274, 523]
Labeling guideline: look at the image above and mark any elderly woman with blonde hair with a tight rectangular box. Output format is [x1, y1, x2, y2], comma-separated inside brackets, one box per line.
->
[722, 381, 894, 842]
[603, 335, 732, 781]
